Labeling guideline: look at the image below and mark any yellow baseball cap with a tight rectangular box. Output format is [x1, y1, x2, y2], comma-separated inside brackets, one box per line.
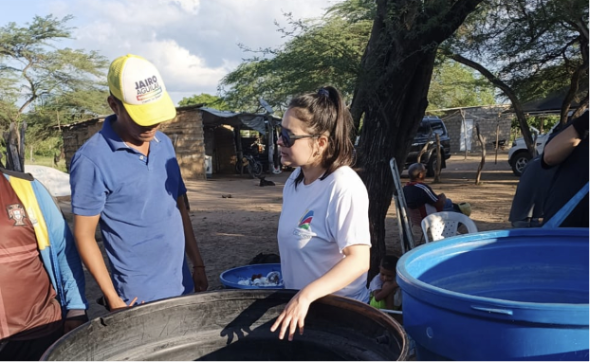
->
[107, 54, 176, 126]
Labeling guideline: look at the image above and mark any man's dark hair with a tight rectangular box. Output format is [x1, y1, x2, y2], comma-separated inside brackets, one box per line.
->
[110, 91, 124, 106]
[380, 255, 399, 271]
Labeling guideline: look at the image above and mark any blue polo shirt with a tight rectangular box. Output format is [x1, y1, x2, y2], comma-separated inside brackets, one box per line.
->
[70, 115, 193, 304]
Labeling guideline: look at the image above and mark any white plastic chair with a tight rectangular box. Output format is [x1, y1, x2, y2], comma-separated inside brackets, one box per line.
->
[421, 211, 478, 243]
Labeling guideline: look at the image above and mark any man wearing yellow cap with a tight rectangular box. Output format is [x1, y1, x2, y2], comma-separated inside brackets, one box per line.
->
[69, 54, 208, 310]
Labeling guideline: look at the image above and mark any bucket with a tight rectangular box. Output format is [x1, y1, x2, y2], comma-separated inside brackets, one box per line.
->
[220, 263, 283, 289]
[42, 290, 409, 361]
[397, 228, 588, 361]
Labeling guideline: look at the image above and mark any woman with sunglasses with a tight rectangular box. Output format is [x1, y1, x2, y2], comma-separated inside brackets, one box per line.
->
[270, 86, 371, 341]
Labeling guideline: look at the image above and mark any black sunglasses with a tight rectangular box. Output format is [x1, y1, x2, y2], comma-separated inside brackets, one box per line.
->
[280, 128, 318, 148]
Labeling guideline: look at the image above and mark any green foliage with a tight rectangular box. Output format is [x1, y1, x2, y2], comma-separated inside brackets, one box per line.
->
[220, 9, 373, 113]
[0, 15, 108, 120]
[0, 68, 19, 127]
[28, 155, 67, 172]
[220, 0, 495, 116]
[0, 14, 109, 160]
[446, 0, 588, 103]
[325, 0, 376, 23]
[428, 60, 496, 110]
[511, 114, 560, 133]
[178, 93, 231, 110]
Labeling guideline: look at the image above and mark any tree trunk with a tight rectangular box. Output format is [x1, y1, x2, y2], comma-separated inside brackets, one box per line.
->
[571, 92, 589, 119]
[461, 109, 468, 160]
[434, 133, 441, 183]
[494, 117, 500, 165]
[19, 122, 26, 173]
[560, 35, 589, 124]
[417, 129, 433, 163]
[475, 123, 485, 185]
[447, 52, 536, 156]
[351, 0, 484, 279]
[5, 123, 22, 172]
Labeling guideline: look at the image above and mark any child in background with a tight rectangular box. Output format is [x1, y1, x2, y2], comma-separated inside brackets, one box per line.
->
[369, 255, 402, 310]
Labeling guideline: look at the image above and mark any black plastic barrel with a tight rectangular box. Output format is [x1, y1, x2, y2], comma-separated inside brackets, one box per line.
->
[42, 289, 408, 361]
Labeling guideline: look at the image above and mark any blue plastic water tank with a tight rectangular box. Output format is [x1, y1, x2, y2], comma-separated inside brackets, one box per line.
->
[397, 228, 589, 361]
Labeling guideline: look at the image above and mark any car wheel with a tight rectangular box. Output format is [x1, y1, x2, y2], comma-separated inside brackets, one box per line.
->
[511, 152, 531, 177]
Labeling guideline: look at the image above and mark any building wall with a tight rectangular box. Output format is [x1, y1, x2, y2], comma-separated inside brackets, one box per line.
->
[160, 107, 206, 180]
[61, 106, 206, 180]
[62, 118, 103, 172]
[439, 105, 512, 153]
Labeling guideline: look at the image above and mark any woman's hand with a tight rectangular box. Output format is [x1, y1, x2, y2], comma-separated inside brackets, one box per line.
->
[270, 290, 312, 341]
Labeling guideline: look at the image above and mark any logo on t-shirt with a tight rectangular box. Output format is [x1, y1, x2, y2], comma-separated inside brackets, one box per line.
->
[298, 210, 314, 230]
[293, 210, 315, 238]
[7, 204, 27, 226]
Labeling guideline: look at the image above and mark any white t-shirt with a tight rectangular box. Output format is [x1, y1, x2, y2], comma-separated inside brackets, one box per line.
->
[277, 166, 371, 302]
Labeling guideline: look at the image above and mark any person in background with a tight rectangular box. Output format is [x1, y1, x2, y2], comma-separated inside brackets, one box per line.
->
[70, 54, 207, 311]
[270, 86, 371, 341]
[541, 111, 588, 227]
[0, 168, 88, 361]
[403, 163, 471, 220]
[508, 157, 556, 228]
[368, 255, 402, 311]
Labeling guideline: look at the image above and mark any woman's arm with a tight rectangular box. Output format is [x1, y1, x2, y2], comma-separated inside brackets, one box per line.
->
[543, 113, 588, 167]
[270, 244, 370, 341]
[543, 125, 583, 166]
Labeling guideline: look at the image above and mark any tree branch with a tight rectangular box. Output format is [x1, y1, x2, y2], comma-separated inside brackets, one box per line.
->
[446, 51, 535, 153]
[427, 0, 485, 45]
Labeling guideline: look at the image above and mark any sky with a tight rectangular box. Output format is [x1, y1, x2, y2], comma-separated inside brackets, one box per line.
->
[1, 0, 341, 105]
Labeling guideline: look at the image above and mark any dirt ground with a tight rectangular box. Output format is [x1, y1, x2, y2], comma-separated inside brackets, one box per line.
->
[59, 151, 519, 320]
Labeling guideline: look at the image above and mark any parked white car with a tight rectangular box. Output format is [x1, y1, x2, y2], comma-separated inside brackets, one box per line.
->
[508, 125, 557, 176]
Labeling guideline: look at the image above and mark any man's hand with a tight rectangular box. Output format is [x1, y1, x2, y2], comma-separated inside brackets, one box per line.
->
[193, 267, 209, 292]
[435, 193, 448, 211]
[109, 296, 141, 311]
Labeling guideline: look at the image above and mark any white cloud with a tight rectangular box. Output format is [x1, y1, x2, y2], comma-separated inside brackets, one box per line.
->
[166, 0, 200, 14]
[41, 0, 340, 104]
[139, 39, 231, 90]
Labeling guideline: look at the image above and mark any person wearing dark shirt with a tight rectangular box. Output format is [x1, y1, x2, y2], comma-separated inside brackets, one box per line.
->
[541, 111, 589, 227]
[509, 157, 556, 227]
[0, 169, 88, 361]
[403, 163, 471, 220]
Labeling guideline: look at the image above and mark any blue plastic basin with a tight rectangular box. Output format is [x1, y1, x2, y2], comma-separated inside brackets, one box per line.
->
[397, 228, 589, 361]
[220, 263, 283, 289]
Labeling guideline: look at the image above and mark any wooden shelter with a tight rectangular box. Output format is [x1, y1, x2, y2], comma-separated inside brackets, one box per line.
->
[60, 105, 206, 179]
[59, 105, 280, 180]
